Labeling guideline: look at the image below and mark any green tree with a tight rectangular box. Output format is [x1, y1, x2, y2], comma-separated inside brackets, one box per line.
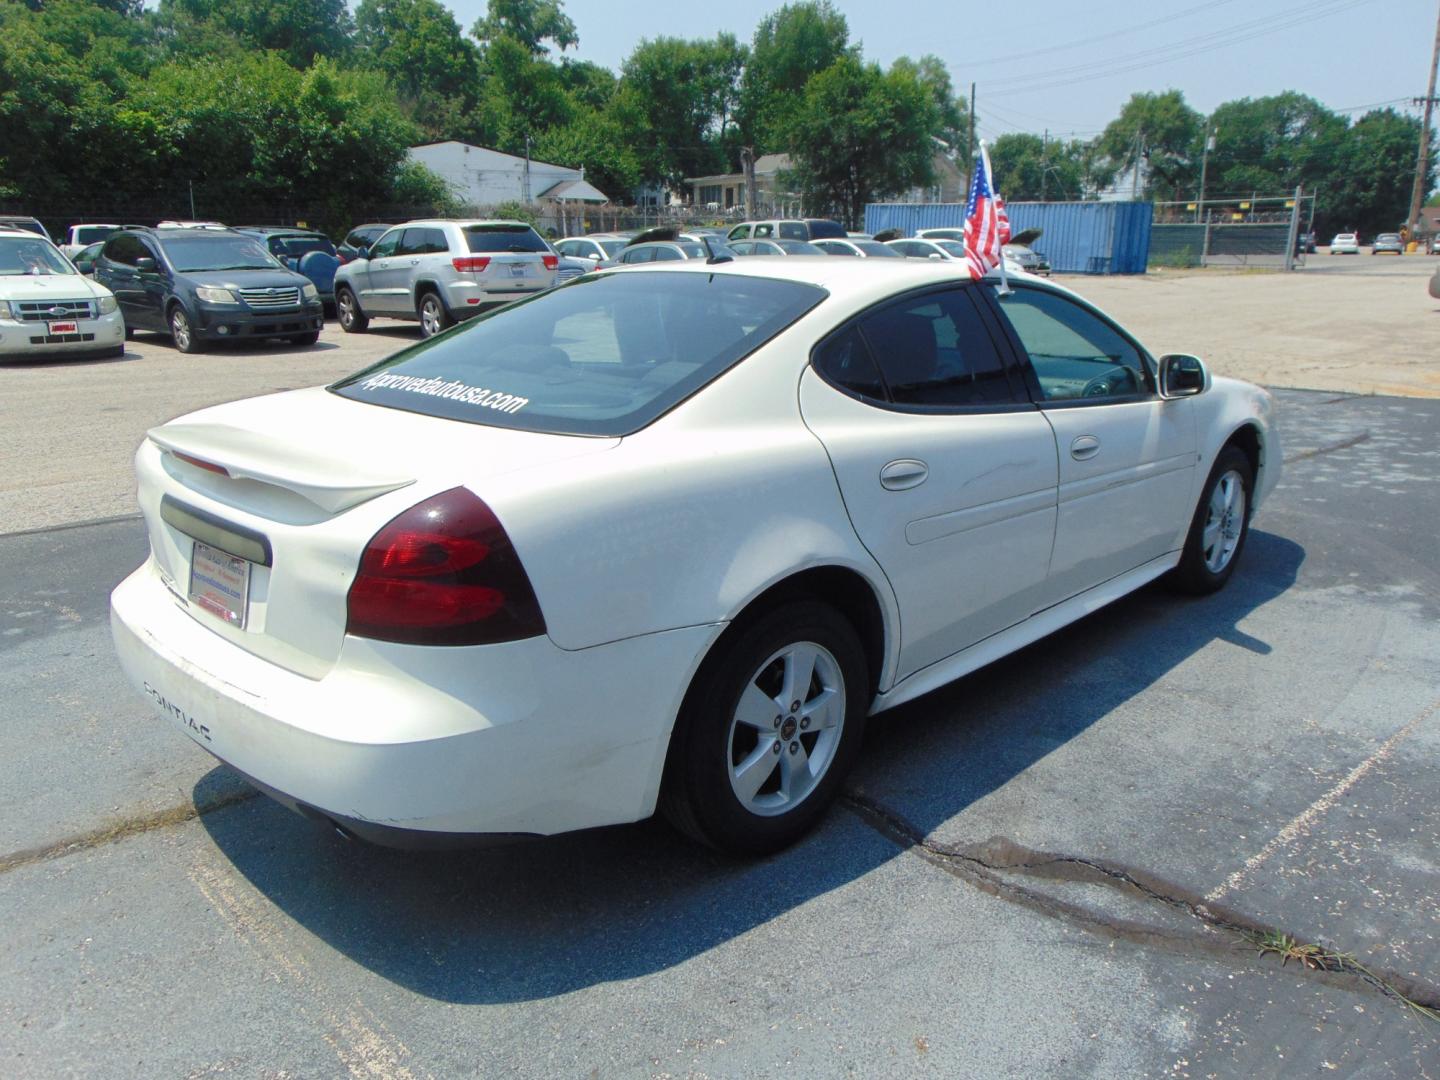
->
[471, 0, 576, 56]
[532, 109, 642, 202]
[1206, 92, 1347, 201]
[890, 55, 968, 155]
[354, 0, 481, 139]
[988, 134, 1104, 201]
[159, 0, 353, 66]
[1325, 108, 1432, 236]
[784, 55, 937, 227]
[614, 36, 745, 188]
[739, 0, 852, 152]
[1098, 89, 1202, 200]
[475, 33, 574, 151]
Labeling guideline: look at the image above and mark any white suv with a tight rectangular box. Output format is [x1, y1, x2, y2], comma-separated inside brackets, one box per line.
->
[0, 228, 125, 361]
[334, 219, 558, 337]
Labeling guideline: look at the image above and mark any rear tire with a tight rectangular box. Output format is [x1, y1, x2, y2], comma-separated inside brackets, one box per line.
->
[1169, 446, 1254, 595]
[168, 305, 204, 354]
[417, 290, 451, 338]
[660, 601, 869, 855]
[336, 287, 367, 333]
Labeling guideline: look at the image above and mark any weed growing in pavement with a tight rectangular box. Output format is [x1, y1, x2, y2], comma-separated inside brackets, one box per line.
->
[1244, 930, 1440, 1025]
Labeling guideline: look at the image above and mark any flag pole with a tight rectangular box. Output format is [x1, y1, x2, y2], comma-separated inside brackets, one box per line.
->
[981, 140, 1011, 295]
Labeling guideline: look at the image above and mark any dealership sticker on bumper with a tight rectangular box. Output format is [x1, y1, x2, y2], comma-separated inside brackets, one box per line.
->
[189, 541, 250, 628]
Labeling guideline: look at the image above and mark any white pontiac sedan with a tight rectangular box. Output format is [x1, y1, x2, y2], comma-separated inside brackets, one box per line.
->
[0, 228, 125, 361]
[111, 259, 1281, 854]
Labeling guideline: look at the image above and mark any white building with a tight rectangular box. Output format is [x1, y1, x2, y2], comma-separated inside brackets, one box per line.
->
[406, 141, 608, 210]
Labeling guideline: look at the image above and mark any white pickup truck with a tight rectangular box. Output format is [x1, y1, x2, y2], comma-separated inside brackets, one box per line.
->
[60, 223, 123, 259]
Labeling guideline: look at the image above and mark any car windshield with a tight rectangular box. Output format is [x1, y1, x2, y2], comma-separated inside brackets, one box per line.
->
[0, 236, 74, 276]
[464, 224, 548, 253]
[1377, 234, 1401, 242]
[1003, 245, 1033, 256]
[331, 271, 826, 436]
[161, 236, 280, 272]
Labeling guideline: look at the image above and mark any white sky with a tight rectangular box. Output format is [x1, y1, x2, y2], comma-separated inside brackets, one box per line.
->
[443, 0, 1439, 140]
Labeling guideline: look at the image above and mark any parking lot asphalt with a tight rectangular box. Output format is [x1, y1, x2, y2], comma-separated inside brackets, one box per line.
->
[2, 389, 1436, 1079]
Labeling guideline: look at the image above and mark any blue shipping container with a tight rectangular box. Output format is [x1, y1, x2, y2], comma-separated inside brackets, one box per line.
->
[863, 201, 1153, 274]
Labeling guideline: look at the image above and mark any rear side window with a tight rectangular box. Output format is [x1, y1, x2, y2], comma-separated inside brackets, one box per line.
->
[778, 222, 808, 240]
[753, 223, 775, 238]
[814, 287, 1020, 409]
[855, 241, 900, 257]
[398, 228, 448, 255]
[818, 241, 857, 256]
[620, 247, 655, 263]
[805, 220, 846, 239]
[331, 272, 826, 436]
[464, 224, 547, 253]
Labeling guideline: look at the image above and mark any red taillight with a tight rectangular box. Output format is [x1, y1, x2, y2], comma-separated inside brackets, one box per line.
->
[336, 252, 350, 265]
[173, 451, 230, 476]
[542, 254, 558, 270]
[346, 488, 546, 646]
[452, 256, 491, 272]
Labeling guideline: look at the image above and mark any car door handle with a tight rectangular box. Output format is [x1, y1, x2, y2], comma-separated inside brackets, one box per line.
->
[880, 459, 928, 491]
[1070, 435, 1101, 460]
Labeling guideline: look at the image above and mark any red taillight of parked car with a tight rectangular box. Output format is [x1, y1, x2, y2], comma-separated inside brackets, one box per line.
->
[452, 256, 491, 272]
[542, 254, 558, 270]
[347, 488, 546, 646]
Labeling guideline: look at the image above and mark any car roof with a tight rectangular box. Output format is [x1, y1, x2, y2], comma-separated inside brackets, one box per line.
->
[601, 251, 1046, 308]
[389, 219, 536, 229]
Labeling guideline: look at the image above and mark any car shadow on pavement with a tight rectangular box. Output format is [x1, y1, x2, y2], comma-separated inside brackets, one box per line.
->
[197, 529, 1304, 1005]
[0, 350, 136, 369]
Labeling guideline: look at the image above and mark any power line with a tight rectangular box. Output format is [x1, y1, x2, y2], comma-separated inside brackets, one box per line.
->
[955, 0, 1246, 69]
[986, 0, 1376, 95]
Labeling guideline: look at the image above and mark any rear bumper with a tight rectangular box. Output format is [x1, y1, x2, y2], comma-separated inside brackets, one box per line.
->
[110, 560, 720, 843]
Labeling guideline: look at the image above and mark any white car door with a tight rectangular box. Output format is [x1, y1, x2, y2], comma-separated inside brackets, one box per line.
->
[981, 283, 1196, 604]
[799, 285, 1060, 680]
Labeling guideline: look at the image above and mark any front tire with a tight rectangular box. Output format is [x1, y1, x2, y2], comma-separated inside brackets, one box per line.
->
[417, 291, 452, 338]
[661, 601, 869, 855]
[169, 305, 204, 354]
[336, 287, 368, 333]
[1170, 446, 1254, 595]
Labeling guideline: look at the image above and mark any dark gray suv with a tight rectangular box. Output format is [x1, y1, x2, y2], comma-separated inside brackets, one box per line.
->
[94, 227, 323, 353]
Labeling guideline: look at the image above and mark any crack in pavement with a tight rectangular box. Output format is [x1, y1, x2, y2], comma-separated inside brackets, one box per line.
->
[0, 787, 260, 876]
[838, 789, 1440, 1019]
[1284, 431, 1372, 464]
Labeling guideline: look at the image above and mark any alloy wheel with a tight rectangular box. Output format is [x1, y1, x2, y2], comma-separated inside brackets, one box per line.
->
[726, 640, 846, 816]
[1202, 469, 1247, 573]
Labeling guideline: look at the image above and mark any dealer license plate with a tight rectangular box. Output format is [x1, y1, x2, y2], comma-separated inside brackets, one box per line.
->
[189, 541, 250, 628]
[49, 321, 78, 334]
[509, 263, 528, 277]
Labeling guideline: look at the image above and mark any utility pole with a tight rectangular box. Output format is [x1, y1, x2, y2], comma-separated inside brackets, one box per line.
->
[523, 135, 532, 204]
[1043, 130, 1050, 195]
[965, 82, 976, 195]
[1196, 124, 1215, 223]
[1132, 128, 1144, 200]
[1406, 0, 1440, 237]
[1284, 184, 1303, 271]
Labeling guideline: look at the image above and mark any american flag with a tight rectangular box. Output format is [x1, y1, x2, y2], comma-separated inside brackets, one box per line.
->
[963, 143, 1011, 282]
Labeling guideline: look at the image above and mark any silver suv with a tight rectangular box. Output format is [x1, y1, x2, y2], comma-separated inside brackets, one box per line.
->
[334, 219, 558, 337]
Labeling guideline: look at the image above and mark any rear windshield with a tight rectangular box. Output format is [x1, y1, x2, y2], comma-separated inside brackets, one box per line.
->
[330, 271, 826, 436]
[464, 224, 547, 254]
[160, 236, 281, 272]
[271, 235, 337, 258]
[74, 226, 118, 245]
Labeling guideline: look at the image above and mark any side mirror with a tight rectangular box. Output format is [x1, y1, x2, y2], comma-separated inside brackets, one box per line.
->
[355, 245, 371, 260]
[928, 252, 943, 261]
[1159, 353, 1209, 398]
[135, 256, 157, 272]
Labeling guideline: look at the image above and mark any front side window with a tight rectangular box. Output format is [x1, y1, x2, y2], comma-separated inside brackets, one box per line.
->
[652, 246, 683, 262]
[727, 225, 751, 241]
[990, 286, 1151, 402]
[620, 246, 655, 263]
[103, 234, 145, 267]
[818, 241, 856, 256]
[332, 271, 826, 436]
[369, 230, 402, 259]
[813, 287, 1021, 409]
